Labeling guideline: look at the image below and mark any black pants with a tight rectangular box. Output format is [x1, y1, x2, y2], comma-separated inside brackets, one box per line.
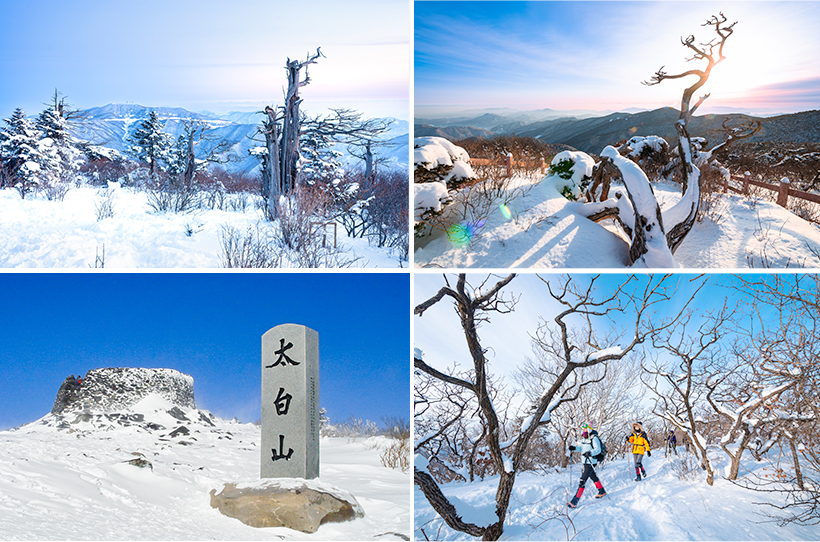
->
[571, 463, 603, 504]
[578, 463, 600, 488]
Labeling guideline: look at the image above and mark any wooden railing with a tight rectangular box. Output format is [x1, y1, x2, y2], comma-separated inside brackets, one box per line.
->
[468, 159, 820, 209]
[470, 155, 548, 177]
[724, 172, 820, 208]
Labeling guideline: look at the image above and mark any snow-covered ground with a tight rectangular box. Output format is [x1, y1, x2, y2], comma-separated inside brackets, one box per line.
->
[0, 405, 410, 540]
[414, 174, 820, 268]
[415, 449, 819, 541]
[0, 186, 405, 268]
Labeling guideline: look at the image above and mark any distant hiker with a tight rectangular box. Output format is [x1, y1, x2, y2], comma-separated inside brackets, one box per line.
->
[567, 422, 607, 508]
[76, 375, 83, 386]
[665, 429, 678, 456]
[626, 421, 651, 481]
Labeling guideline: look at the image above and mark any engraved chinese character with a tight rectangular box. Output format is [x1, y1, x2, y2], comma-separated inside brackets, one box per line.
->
[266, 338, 300, 368]
[274, 387, 292, 415]
[271, 434, 294, 461]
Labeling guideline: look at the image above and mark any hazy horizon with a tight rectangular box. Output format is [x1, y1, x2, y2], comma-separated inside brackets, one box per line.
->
[414, 103, 815, 121]
[0, 0, 409, 122]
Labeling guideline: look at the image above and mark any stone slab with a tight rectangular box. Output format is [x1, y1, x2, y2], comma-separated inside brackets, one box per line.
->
[209, 480, 364, 533]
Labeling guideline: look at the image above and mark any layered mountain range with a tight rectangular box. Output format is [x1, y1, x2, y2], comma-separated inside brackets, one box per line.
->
[71, 103, 409, 173]
[416, 107, 820, 154]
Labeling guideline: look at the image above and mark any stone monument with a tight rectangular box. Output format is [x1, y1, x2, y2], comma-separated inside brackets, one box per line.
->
[261, 323, 319, 479]
[211, 324, 365, 531]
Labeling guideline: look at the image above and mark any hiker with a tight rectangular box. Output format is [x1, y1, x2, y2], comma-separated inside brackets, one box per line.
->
[665, 429, 678, 456]
[626, 421, 651, 481]
[567, 422, 607, 508]
[76, 375, 83, 386]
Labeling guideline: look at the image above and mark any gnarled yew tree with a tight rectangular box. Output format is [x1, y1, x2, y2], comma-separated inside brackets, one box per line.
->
[643, 13, 737, 252]
[577, 14, 737, 267]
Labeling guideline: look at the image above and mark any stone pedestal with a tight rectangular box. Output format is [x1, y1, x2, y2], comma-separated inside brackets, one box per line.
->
[210, 480, 364, 533]
[261, 324, 319, 479]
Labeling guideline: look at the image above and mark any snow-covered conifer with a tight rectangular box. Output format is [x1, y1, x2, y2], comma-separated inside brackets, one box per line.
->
[0, 109, 53, 198]
[126, 111, 171, 179]
[35, 102, 83, 185]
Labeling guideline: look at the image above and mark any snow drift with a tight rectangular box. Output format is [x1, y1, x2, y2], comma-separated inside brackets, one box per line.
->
[0, 369, 410, 540]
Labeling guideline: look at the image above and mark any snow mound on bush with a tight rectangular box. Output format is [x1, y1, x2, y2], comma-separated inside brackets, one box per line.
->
[414, 182, 450, 221]
[624, 135, 668, 158]
[414, 137, 471, 169]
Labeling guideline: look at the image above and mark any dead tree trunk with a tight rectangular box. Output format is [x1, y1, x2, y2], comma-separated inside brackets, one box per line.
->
[364, 139, 374, 181]
[281, 48, 323, 193]
[263, 106, 282, 217]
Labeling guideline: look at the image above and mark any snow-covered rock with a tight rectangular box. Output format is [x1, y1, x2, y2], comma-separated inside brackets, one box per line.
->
[52, 367, 195, 415]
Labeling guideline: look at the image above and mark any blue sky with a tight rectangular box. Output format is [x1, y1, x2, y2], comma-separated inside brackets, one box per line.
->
[414, 272, 766, 381]
[0, 0, 408, 120]
[0, 272, 409, 431]
[415, 1, 820, 116]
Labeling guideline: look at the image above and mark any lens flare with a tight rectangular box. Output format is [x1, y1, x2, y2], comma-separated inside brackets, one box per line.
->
[499, 203, 512, 220]
[446, 220, 486, 247]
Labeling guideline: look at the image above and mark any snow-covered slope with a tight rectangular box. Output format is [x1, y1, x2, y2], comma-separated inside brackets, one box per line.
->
[414, 175, 820, 269]
[414, 451, 818, 541]
[0, 371, 410, 540]
[0, 185, 404, 268]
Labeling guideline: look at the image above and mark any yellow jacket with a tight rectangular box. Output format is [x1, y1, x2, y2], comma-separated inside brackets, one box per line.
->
[628, 430, 651, 455]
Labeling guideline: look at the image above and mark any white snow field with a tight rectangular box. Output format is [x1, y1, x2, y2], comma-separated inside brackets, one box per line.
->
[0, 185, 405, 268]
[0, 403, 410, 540]
[414, 450, 820, 541]
[414, 174, 820, 269]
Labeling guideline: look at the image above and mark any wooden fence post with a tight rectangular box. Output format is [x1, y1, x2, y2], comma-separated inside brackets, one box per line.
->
[743, 172, 750, 195]
[504, 153, 513, 177]
[776, 177, 790, 207]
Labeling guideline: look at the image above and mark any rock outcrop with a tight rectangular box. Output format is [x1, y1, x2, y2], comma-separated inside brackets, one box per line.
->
[209, 480, 364, 533]
[52, 367, 195, 415]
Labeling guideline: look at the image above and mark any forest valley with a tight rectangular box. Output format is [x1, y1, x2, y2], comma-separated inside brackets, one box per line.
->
[413, 14, 820, 269]
[414, 273, 820, 541]
[0, 49, 408, 268]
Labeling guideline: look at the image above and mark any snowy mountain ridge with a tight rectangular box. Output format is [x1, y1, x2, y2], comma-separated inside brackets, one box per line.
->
[70, 103, 409, 174]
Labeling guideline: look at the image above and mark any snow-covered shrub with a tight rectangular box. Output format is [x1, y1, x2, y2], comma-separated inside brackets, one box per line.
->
[623, 135, 670, 161]
[697, 160, 730, 223]
[145, 175, 200, 214]
[379, 435, 410, 473]
[413, 137, 476, 235]
[548, 150, 594, 200]
[413, 136, 476, 189]
[80, 158, 132, 187]
[360, 168, 408, 261]
[620, 135, 671, 181]
[219, 224, 283, 268]
[322, 417, 380, 438]
[94, 188, 116, 221]
[670, 452, 703, 481]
